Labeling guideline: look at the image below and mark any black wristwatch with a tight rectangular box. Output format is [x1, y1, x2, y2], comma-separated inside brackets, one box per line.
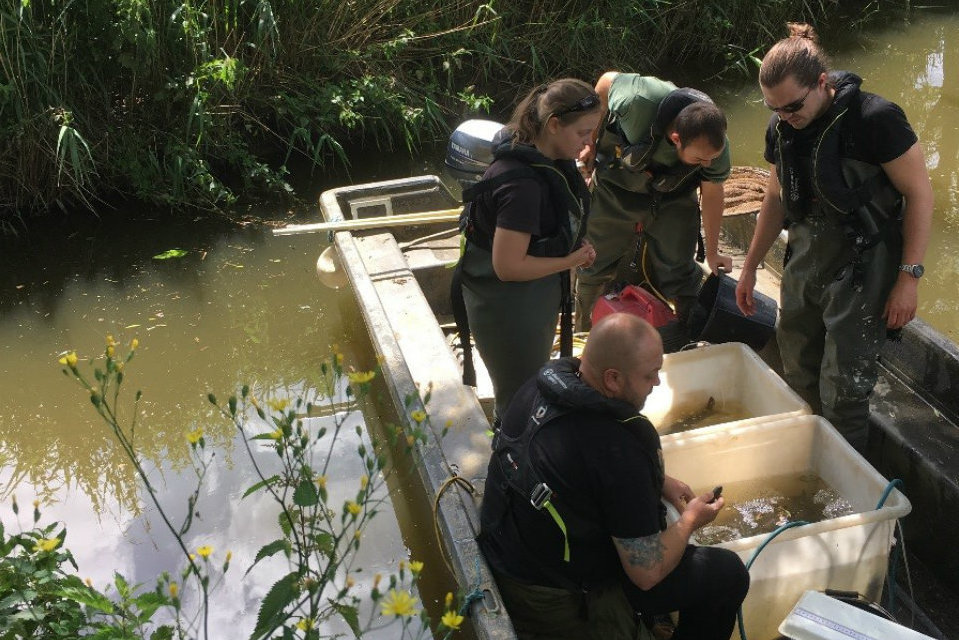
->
[899, 264, 924, 278]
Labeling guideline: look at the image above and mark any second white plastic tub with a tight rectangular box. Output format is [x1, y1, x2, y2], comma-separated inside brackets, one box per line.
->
[662, 415, 911, 640]
[643, 342, 810, 440]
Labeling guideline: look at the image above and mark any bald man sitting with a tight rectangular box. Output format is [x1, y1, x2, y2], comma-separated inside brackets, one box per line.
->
[479, 313, 749, 640]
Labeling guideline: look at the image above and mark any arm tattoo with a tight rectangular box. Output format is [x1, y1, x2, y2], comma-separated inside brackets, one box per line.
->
[614, 534, 664, 570]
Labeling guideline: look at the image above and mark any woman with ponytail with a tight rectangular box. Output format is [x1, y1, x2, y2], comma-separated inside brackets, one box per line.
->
[455, 78, 602, 422]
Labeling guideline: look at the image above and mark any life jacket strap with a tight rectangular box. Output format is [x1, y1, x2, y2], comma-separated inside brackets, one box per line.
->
[530, 482, 571, 562]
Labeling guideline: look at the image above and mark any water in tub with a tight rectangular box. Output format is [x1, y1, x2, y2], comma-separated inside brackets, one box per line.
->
[693, 473, 855, 545]
[657, 396, 749, 434]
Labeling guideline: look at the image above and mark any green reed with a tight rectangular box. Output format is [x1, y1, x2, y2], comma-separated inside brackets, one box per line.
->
[0, 0, 899, 220]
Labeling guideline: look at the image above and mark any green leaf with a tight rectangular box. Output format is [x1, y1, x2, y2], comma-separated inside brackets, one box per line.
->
[244, 539, 291, 577]
[153, 249, 188, 260]
[55, 585, 115, 613]
[242, 475, 280, 498]
[293, 479, 319, 507]
[151, 626, 175, 640]
[132, 591, 167, 621]
[330, 601, 361, 638]
[312, 531, 335, 558]
[250, 572, 299, 640]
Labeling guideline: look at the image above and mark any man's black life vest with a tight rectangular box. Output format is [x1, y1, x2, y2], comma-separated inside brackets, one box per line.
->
[774, 71, 904, 250]
[451, 133, 590, 385]
[599, 87, 714, 194]
[490, 358, 666, 566]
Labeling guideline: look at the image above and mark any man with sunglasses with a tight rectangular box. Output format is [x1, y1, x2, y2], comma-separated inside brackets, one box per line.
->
[735, 23, 933, 451]
[574, 72, 733, 335]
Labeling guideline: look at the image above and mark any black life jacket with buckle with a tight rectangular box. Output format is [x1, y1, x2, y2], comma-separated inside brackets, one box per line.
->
[598, 87, 714, 194]
[459, 135, 590, 257]
[774, 72, 904, 250]
[490, 358, 666, 566]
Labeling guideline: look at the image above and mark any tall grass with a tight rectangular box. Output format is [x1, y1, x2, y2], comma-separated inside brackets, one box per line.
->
[0, 0, 897, 219]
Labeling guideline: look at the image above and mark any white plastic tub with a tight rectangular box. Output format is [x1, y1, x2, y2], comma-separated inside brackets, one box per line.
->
[643, 342, 810, 439]
[662, 415, 912, 640]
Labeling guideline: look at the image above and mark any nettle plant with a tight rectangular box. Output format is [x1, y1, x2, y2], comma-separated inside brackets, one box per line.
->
[0, 338, 467, 639]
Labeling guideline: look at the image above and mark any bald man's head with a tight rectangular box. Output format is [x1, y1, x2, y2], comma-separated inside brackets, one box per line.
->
[580, 313, 663, 409]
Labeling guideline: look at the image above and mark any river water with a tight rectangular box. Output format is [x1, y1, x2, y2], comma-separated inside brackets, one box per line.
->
[0, 9, 957, 639]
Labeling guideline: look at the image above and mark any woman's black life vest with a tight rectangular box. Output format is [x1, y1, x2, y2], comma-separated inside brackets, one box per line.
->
[774, 72, 905, 262]
[490, 357, 666, 568]
[451, 133, 591, 385]
[598, 87, 714, 194]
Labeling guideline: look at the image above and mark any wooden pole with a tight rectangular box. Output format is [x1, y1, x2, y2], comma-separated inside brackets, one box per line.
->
[272, 208, 461, 236]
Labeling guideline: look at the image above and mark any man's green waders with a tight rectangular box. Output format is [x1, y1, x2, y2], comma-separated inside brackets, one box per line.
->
[778, 212, 900, 448]
[575, 175, 702, 332]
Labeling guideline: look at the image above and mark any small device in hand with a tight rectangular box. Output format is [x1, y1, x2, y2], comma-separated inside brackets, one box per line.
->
[709, 486, 723, 503]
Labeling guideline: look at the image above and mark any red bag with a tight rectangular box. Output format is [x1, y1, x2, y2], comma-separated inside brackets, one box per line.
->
[591, 285, 677, 328]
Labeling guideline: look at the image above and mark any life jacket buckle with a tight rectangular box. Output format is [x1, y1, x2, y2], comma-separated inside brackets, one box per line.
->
[529, 482, 553, 509]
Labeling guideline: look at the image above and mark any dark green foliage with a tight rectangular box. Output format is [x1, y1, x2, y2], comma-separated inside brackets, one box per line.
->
[0, 0, 887, 218]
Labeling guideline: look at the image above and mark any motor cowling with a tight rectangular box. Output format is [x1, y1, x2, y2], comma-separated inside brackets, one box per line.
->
[444, 119, 505, 190]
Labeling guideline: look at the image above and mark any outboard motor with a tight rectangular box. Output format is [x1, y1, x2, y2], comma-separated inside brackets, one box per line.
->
[444, 119, 505, 190]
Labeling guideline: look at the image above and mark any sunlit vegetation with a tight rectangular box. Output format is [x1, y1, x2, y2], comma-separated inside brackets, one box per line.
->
[0, 0, 891, 219]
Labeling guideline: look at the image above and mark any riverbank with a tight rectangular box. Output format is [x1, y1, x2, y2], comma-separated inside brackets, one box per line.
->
[1, 0, 906, 220]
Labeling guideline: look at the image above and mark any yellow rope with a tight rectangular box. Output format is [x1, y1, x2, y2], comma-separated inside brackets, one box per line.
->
[641, 241, 675, 310]
[433, 473, 479, 578]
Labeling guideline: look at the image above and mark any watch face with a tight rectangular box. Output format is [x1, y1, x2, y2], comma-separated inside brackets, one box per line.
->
[913, 264, 925, 278]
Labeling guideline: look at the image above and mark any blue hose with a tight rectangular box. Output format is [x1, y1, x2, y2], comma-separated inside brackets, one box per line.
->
[875, 479, 904, 614]
[737, 520, 809, 640]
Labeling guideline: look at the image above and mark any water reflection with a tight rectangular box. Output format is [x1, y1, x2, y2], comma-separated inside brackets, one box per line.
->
[0, 212, 424, 637]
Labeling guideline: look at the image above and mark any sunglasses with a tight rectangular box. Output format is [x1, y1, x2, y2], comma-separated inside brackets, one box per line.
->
[764, 86, 813, 114]
[553, 94, 601, 118]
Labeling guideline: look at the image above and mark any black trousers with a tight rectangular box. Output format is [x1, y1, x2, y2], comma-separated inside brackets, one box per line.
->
[624, 545, 750, 640]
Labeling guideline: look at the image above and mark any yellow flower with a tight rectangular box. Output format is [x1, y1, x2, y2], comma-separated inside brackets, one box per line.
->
[58, 351, 79, 367]
[380, 589, 419, 618]
[106, 345, 115, 358]
[346, 501, 361, 516]
[169, 583, 179, 598]
[106, 335, 116, 347]
[445, 592, 454, 609]
[409, 560, 424, 574]
[405, 435, 415, 447]
[373, 573, 382, 589]
[335, 353, 344, 365]
[359, 475, 369, 489]
[130, 338, 139, 350]
[296, 618, 315, 631]
[267, 397, 289, 412]
[346, 576, 356, 589]
[33, 537, 60, 552]
[354, 530, 362, 541]
[347, 370, 376, 384]
[196, 545, 213, 559]
[268, 428, 283, 440]
[186, 427, 204, 444]
[225, 551, 232, 563]
[441, 610, 464, 630]
[410, 410, 426, 423]
[316, 475, 327, 489]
